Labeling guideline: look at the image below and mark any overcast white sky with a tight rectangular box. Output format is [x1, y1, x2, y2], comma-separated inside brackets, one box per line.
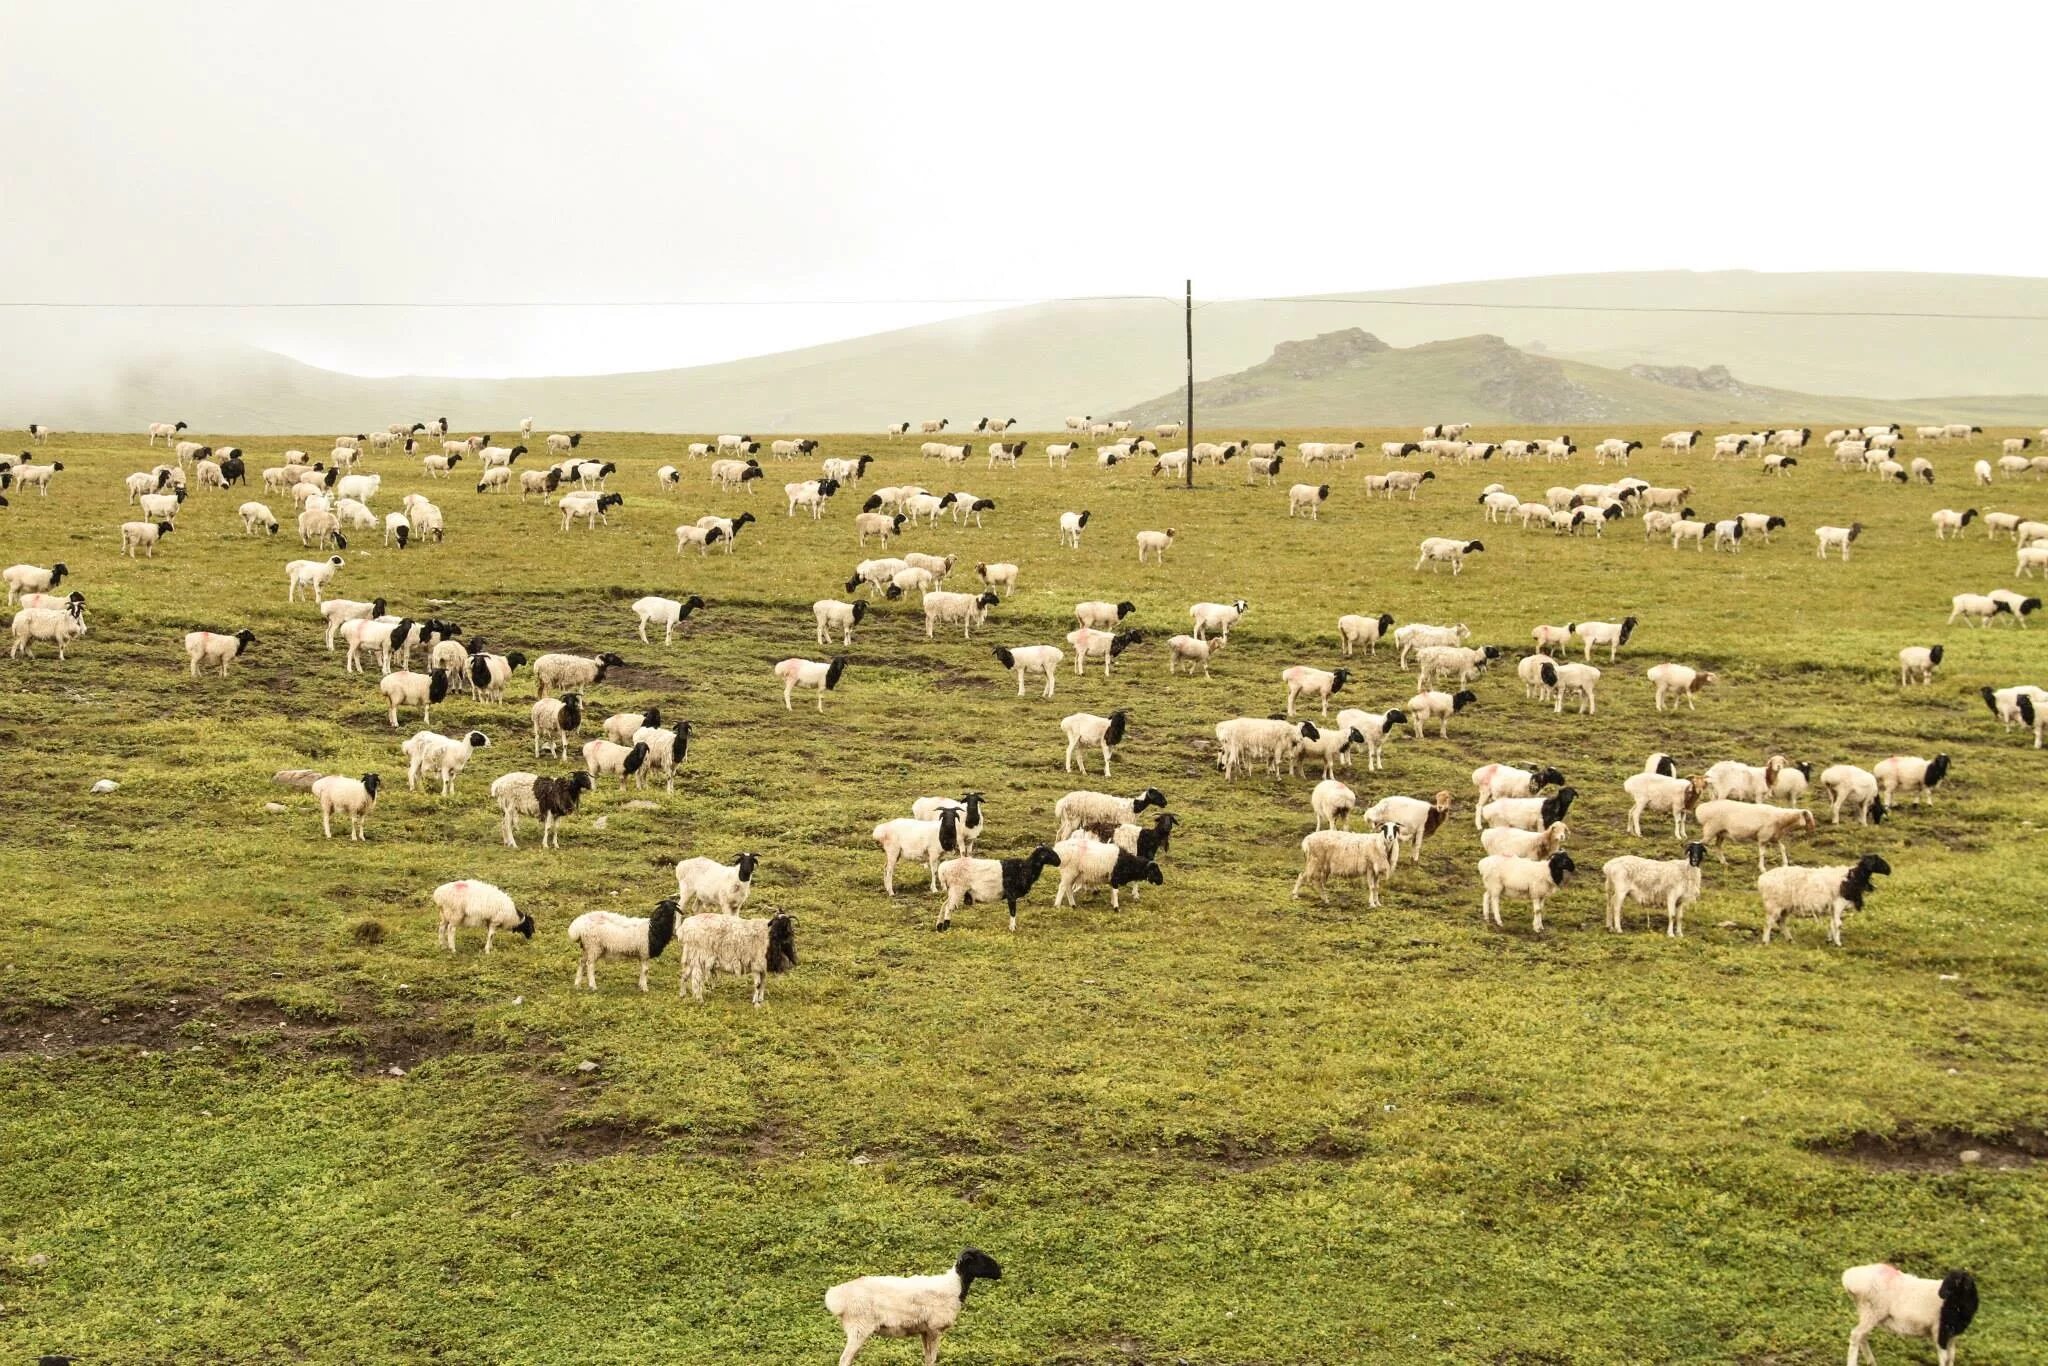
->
[2, 0, 2041, 376]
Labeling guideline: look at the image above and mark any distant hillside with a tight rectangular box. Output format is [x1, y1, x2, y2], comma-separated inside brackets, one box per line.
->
[1107, 329, 2048, 427]
[6, 271, 2048, 432]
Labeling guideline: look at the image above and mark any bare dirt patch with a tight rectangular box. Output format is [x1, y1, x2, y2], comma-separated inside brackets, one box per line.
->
[1807, 1124, 2048, 1171]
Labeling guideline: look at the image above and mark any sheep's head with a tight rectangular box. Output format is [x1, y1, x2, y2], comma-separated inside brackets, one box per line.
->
[513, 913, 536, 940]
[763, 913, 797, 972]
[733, 852, 760, 882]
[1547, 852, 1577, 883]
[1132, 787, 1167, 813]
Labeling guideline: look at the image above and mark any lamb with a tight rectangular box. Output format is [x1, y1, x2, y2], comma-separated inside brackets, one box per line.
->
[120, 520, 176, 557]
[182, 628, 257, 677]
[402, 728, 491, 795]
[825, 1248, 1002, 1366]
[1975, 459, 1995, 485]
[530, 693, 583, 758]
[533, 651, 624, 697]
[890, 566, 938, 597]
[1051, 833, 1163, 911]
[1696, 799, 1818, 869]
[631, 720, 691, 791]
[582, 737, 651, 788]
[432, 879, 534, 953]
[9, 603, 88, 659]
[490, 770, 593, 848]
[1841, 1263, 1977, 1366]
[1414, 536, 1484, 574]
[1057, 510, 1090, 548]
[1898, 643, 1944, 685]
[1477, 852, 1577, 932]
[1478, 786, 1578, 834]
[1874, 753, 1950, 807]
[677, 909, 795, 1005]
[1287, 483, 1331, 519]
[378, 667, 451, 728]
[285, 555, 345, 603]
[990, 643, 1063, 698]
[1053, 787, 1166, 840]
[873, 810, 965, 895]
[1479, 821, 1570, 861]
[1126, 528, 1177, 567]
[1282, 664, 1350, 716]
[1060, 709, 1129, 776]
[775, 656, 849, 711]
[934, 848, 1061, 932]
[924, 589, 999, 640]
[626, 593, 704, 645]
[1311, 778, 1357, 830]
[1623, 770, 1706, 837]
[1363, 790, 1454, 862]
[311, 772, 381, 841]
[812, 597, 869, 646]
[1189, 599, 1248, 641]
[1405, 689, 1478, 739]
[1815, 523, 1863, 559]
[1338, 612, 1396, 657]
[1982, 684, 2048, 746]
[1760, 854, 1891, 945]
[1602, 844, 1707, 937]
[1646, 662, 1716, 711]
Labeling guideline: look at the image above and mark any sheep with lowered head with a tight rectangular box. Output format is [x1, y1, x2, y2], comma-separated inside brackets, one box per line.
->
[679, 909, 796, 1005]
[432, 878, 534, 953]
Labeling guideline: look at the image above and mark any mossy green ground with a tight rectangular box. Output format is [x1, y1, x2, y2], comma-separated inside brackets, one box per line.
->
[2, 425, 2045, 1363]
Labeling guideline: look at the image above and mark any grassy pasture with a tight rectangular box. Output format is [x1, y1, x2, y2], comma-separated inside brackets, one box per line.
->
[3, 424, 2047, 1364]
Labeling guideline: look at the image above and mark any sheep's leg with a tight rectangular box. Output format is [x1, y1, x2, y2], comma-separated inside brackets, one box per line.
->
[484, 924, 496, 954]
[837, 1326, 871, 1366]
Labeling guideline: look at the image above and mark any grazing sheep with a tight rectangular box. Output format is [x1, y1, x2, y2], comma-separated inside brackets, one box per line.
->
[1057, 510, 1090, 548]
[1898, 643, 1944, 685]
[678, 909, 795, 1005]
[582, 737, 650, 788]
[1053, 788, 1166, 840]
[1574, 617, 1637, 662]
[402, 728, 491, 795]
[1696, 799, 1818, 869]
[1414, 644, 1500, 690]
[9, 602, 87, 659]
[490, 770, 593, 849]
[433, 878, 534, 953]
[1189, 599, 1248, 641]
[1603, 843, 1707, 937]
[378, 667, 451, 728]
[1405, 689, 1477, 739]
[182, 628, 256, 677]
[1338, 612, 1396, 657]
[1815, 523, 1863, 559]
[1290, 826, 1399, 906]
[1363, 790, 1454, 862]
[1477, 852, 1577, 932]
[710, 458, 764, 492]
[855, 511, 906, 546]
[775, 656, 848, 711]
[311, 772, 381, 841]
[1060, 710, 1129, 776]
[1050, 833, 1162, 911]
[285, 555, 345, 603]
[1646, 662, 1717, 711]
[533, 651, 624, 698]
[1760, 854, 1891, 946]
[1214, 717, 1306, 779]
[467, 648, 526, 702]
[1414, 536, 1484, 574]
[631, 594, 706, 646]
[1623, 770, 1706, 837]
[531, 693, 583, 758]
[1281, 664, 1350, 716]
[924, 589, 999, 640]
[1874, 753, 1950, 807]
[1841, 1263, 1977, 1366]
[1311, 779, 1357, 831]
[1066, 626, 1140, 677]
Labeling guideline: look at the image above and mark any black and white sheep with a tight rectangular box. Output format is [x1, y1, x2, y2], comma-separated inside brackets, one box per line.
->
[1477, 852, 1577, 932]
[568, 897, 679, 992]
[312, 772, 381, 841]
[632, 595, 706, 645]
[774, 656, 848, 711]
[1759, 854, 1890, 945]
[1874, 753, 1949, 807]
[1337, 612, 1396, 657]
[531, 694, 584, 758]
[825, 1247, 1002, 1365]
[934, 847, 1062, 931]
[1053, 788, 1166, 840]
[402, 728, 491, 795]
[675, 852, 760, 914]
[1060, 710, 1129, 776]
[993, 643, 1064, 698]
[182, 628, 256, 677]
[1050, 833, 1162, 911]
[679, 910, 796, 1005]
[873, 810, 965, 895]
[1841, 1263, 1977, 1366]
[378, 667, 451, 728]
[433, 878, 534, 953]
[1602, 843, 1707, 937]
[534, 651, 625, 697]
[490, 770, 593, 848]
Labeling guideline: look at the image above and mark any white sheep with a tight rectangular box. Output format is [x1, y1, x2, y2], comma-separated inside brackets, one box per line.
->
[1874, 753, 1950, 807]
[1696, 799, 1818, 869]
[378, 667, 451, 728]
[924, 589, 999, 640]
[1060, 710, 1129, 776]
[1602, 843, 1707, 936]
[1280, 664, 1350, 716]
[1189, 599, 1248, 641]
[182, 628, 256, 677]
[432, 878, 534, 953]
[1363, 790, 1455, 862]
[1646, 662, 1717, 711]
[1394, 622, 1470, 667]
[989, 643, 1062, 698]
[1057, 510, 1090, 548]
[1760, 854, 1891, 946]
[1623, 770, 1706, 837]
[1163, 633, 1223, 679]
[1841, 1263, 1977, 1366]
[679, 909, 796, 1005]
[825, 1248, 1002, 1366]
[1287, 482, 1330, 519]
[1065, 626, 1138, 677]
[1053, 787, 1167, 840]
[119, 520, 176, 558]
[1550, 661, 1601, 714]
[1477, 852, 1577, 932]
[1405, 689, 1477, 739]
[401, 728, 490, 795]
[774, 656, 848, 711]
[1338, 612, 1395, 657]
[1814, 523, 1863, 559]
[1214, 717, 1305, 779]
[1311, 779, 1356, 831]
[1292, 827, 1399, 906]
[566, 900, 681, 992]
[1413, 535, 1484, 575]
[873, 812, 964, 895]
[285, 555, 345, 603]
[630, 594, 705, 646]
[311, 772, 381, 841]
[1479, 821, 1570, 861]
[9, 603, 87, 659]
[1898, 643, 1944, 685]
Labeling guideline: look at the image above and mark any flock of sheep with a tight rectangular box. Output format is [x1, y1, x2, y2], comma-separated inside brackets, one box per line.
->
[9, 408, 2035, 1363]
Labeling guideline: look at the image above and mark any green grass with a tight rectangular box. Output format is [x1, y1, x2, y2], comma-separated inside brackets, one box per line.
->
[3, 425, 2047, 1363]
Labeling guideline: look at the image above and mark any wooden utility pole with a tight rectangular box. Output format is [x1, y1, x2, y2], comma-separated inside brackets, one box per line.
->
[1184, 278, 1194, 489]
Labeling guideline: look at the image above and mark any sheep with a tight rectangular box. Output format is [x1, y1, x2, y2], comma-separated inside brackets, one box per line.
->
[1293, 720, 1364, 779]
[1623, 770, 1706, 838]
[1815, 523, 1863, 559]
[1983, 684, 2048, 746]
[1394, 622, 1470, 666]
[1050, 833, 1163, 911]
[1737, 512, 1788, 542]
[1311, 778, 1356, 830]
[625, 720, 690, 793]
[582, 736, 650, 788]
[673, 907, 795, 1005]
[376, 667, 450, 729]
[1760, 854, 1891, 946]
[1478, 786, 1578, 835]
[1477, 852, 1577, 932]
[1471, 763, 1566, 821]
[1948, 592, 2017, 627]
[1281, 664, 1350, 716]
[1480, 821, 1570, 863]
[534, 651, 625, 697]
[1287, 483, 1331, 519]
[845, 557, 909, 597]
[1874, 752, 1950, 808]
[1982, 510, 2025, 540]
[490, 770, 593, 849]
[910, 794, 986, 855]
[924, 589, 999, 641]
[1053, 787, 1166, 840]
[1519, 654, 1560, 701]
[627, 593, 704, 646]
[524, 692, 582, 758]
[903, 551, 956, 581]
[1986, 588, 2043, 625]
[1363, 790, 1454, 862]
[19, 590, 83, 617]
[316, 597, 385, 650]
[854, 511, 907, 547]
[11, 461, 61, 494]
[466, 648, 525, 703]
[1189, 599, 1248, 641]
[282, 554, 345, 605]
[1841, 1263, 1978, 1366]
[1060, 709, 1129, 776]
[1214, 717, 1306, 779]
[119, 520, 176, 558]
[557, 490, 624, 530]
[1696, 799, 1817, 869]
[1414, 645, 1499, 690]
[1058, 509, 1090, 548]
[335, 472, 381, 504]
[825, 1247, 1002, 1366]
[931, 846, 1061, 934]
[135, 488, 185, 524]
[1405, 688, 1477, 739]
[1932, 507, 1979, 539]
[873, 810, 965, 895]
[1975, 458, 1995, 484]
[401, 728, 491, 795]
[148, 420, 189, 446]
[569, 897, 680, 991]
[1338, 612, 1395, 657]
[1897, 643, 1944, 686]
[182, 627, 256, 677]
[1674, 516, 1718, 550]
[311, 772, 381, 841]
[1549, 661, 1601, 714]
[428, 878, 534, 954]
[1646, 662, 1716, 711]
[980, 642, 1062, 699]
[1382, 469, 1437, 499]
[9, 601, 87, 659]
[775, 656, 849, 711]
[784, 477, 842, 519]
[802, 597, 867, 647]
[1414, 536, 1484, 574]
